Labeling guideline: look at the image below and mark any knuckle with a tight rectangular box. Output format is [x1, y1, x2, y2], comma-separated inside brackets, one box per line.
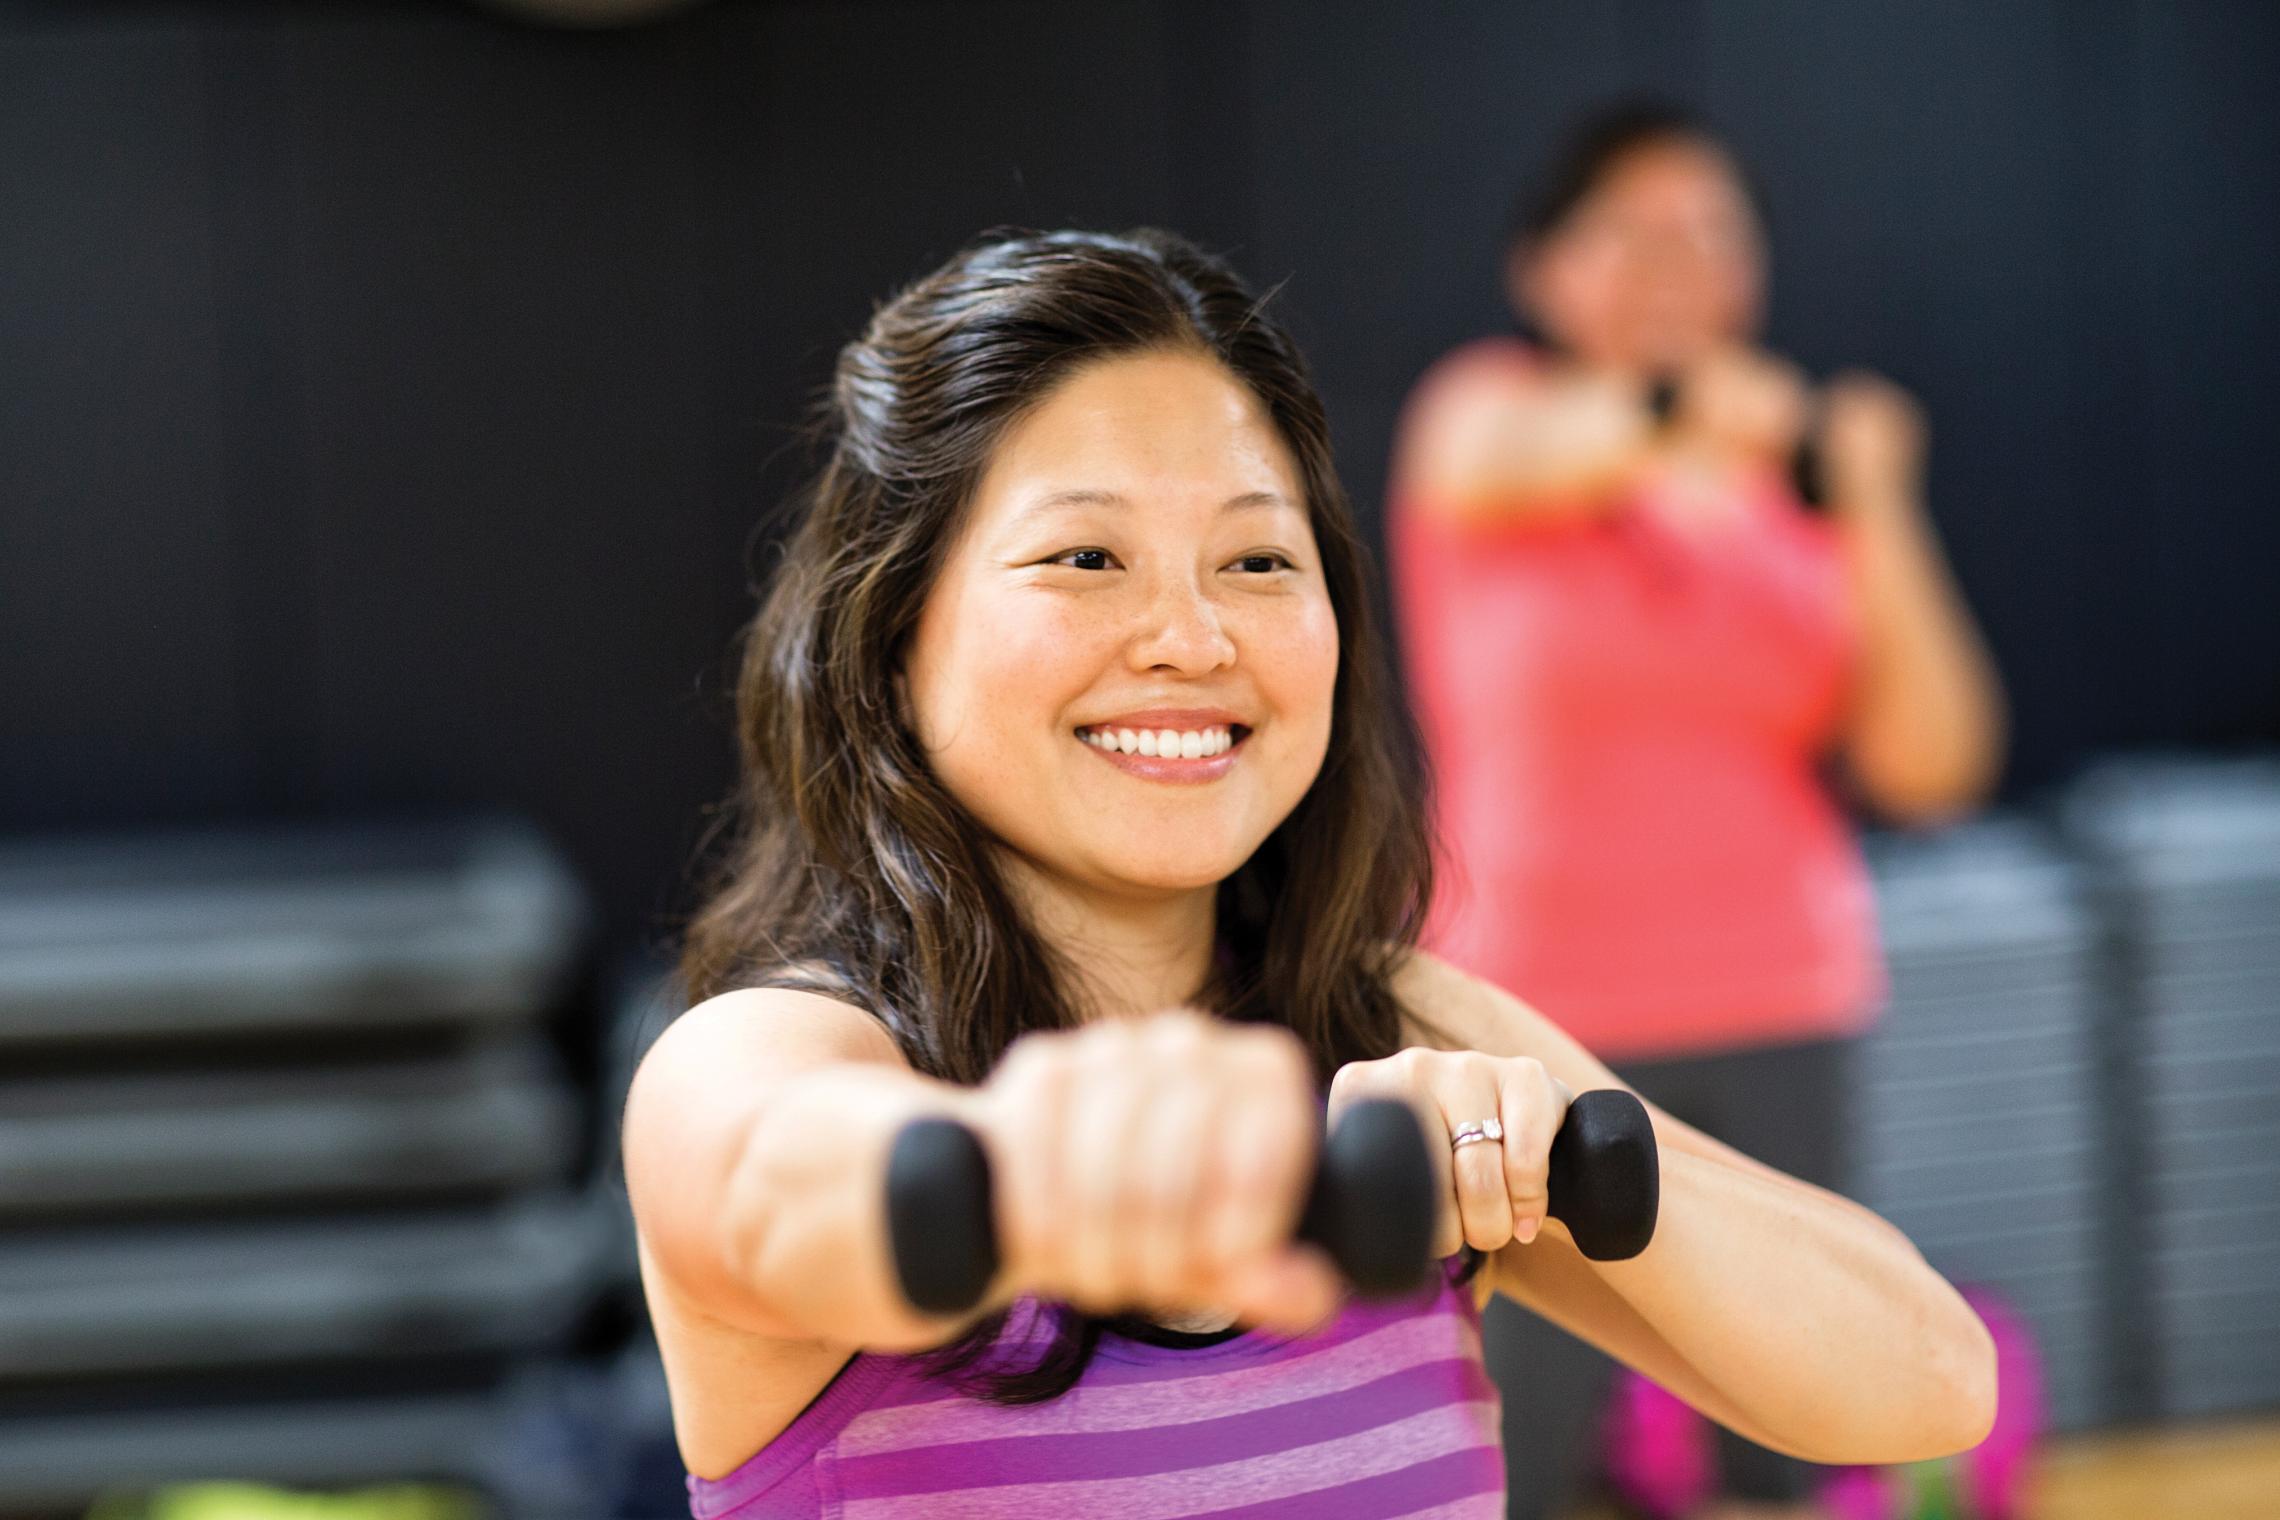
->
[1332, 1052, 1387, 1096]
[1242, 1022, 1308, 1068]
[993, 1035, 1050, 1086]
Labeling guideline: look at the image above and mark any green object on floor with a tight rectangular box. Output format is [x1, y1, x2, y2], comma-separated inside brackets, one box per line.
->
[1904, 1458, 1965, 1520]
[87, 1482, 488, 1520]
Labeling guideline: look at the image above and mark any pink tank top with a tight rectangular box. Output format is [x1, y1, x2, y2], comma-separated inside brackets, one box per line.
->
[1388, 338, 1883, 1061]
[685, 1254, 1502, 1519]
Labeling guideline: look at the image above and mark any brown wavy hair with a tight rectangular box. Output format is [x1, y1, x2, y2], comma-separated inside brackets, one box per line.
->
[681, 227, 1446, 1402]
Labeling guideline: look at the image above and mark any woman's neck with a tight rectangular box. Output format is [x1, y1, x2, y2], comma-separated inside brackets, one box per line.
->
[998, 856, 1219, 1022]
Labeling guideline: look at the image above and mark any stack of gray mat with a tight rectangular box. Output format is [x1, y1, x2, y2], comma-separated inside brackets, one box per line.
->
[2062, 756, 2280, 1421]
[1858, 819, 2112, 1430]
[0, 819, 616, 1515]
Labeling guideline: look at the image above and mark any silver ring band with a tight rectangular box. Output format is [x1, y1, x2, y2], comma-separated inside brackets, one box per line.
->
[1449, 1117, 1504, 1152]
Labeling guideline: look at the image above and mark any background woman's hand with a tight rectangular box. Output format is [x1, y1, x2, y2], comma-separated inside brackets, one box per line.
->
[1327, 1047, 1575, 1260]
[971, 1010, 1343, 1333]
[1671, 344, 1812, 466]
[1819, 368, 1928, 510]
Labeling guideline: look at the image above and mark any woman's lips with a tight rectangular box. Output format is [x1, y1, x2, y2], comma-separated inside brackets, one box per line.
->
[1075, 727, 1249, 785]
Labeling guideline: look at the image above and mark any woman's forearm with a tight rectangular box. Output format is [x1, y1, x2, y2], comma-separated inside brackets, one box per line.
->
[1410, 371, 1658, 526]
[1838, 487, 2008, 822]
[1573, 1143, 1997, 1463]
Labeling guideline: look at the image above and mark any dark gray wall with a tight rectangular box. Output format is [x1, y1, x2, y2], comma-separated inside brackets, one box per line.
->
[6, 0, 2276, 951]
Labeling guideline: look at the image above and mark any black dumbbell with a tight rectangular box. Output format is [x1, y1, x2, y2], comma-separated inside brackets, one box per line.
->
[885, 1089, 1659, 1316]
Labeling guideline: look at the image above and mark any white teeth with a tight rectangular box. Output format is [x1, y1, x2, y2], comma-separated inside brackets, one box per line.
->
[1080, 725, 1238, 759]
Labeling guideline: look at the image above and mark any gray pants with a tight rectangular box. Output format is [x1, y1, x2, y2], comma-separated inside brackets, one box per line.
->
[1491, 1034, 1859, 1518]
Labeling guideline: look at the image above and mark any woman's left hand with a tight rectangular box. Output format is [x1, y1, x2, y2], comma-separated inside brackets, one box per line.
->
[1327, 1049, 1575, 1259]
[1819, 369, 1927, 510]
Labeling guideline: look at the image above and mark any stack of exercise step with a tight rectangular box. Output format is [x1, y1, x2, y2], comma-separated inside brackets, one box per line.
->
[0, 819, 617, 1516]
[2062, 755, 2280, 1420]
[1858, 818, 2112, 1430]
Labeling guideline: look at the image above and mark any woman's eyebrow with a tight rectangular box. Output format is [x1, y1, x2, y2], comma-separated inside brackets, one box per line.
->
[1011, 489, 1295, 526]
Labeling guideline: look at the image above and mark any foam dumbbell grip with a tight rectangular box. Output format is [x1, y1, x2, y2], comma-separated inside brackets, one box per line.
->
[1547, 1087, 1659, 1261]
[886, 1089, 1658, 1315]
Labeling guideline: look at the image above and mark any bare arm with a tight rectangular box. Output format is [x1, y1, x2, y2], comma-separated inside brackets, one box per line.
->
[1822, 373, 2008, 824]
[622, 987, 1006, 1354]
[1395, 949, 1997, 1466]
[1396, 355, 1659, 528]
[625, 992, 1342, 1358]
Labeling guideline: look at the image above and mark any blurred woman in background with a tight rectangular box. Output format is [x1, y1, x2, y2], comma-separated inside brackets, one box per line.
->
[1387, 105, 2007, 1520]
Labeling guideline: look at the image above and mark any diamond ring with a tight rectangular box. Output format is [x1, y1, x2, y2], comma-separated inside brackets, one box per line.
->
[1450, 1117, 1504, 1152]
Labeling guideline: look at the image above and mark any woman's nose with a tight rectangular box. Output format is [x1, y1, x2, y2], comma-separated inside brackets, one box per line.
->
[1128, 579, 1237, 673]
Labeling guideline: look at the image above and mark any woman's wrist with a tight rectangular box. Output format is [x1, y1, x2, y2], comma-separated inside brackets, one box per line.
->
[1833, 482, 1939, 616]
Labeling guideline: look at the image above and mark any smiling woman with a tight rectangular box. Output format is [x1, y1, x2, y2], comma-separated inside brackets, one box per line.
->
[679, 230, 1422, 1076]
[627, 228, 1995, 1519]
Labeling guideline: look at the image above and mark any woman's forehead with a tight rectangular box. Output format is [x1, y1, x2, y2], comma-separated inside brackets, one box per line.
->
[1581, 140, 1751, 221]
[973, 352, 1303, 526]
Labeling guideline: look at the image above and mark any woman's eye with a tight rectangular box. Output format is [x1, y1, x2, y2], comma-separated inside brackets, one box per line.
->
[1232, 553, 1293, 574]
[1049, 548, 1118, 571]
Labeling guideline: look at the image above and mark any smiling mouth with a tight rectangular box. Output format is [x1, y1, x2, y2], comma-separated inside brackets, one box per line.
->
[1074, 723, 1251, 760]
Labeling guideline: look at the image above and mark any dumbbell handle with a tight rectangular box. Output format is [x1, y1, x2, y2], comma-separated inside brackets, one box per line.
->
[886, 1089, 1658, 1316]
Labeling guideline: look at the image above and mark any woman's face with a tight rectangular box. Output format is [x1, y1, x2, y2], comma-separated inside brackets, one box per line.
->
[1516, 138, 1765, 374]
[902, 348, 1338, 903]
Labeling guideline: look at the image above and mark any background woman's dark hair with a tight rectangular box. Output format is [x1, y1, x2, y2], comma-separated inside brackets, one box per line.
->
[680, 227, 1449, 1404]
[1507, 98, 1770, 249]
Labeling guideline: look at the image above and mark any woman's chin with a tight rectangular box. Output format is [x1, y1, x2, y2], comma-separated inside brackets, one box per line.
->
[1081, 844, 1251, 897]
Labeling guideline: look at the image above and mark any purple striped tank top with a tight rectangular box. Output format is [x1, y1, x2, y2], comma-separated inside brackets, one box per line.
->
[685, 1253, 1504, 1518]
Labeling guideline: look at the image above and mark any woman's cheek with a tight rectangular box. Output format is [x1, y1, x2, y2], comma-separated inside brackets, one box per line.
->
[1258, 598, 1340, 750]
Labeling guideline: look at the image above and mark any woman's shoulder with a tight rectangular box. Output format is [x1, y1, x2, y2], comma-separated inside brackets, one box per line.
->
[1385, 943, 1605, 1076]
[625, 974, 914, 1478]
[622, 976, 907, 1309]
[1385, 944, 1510, 1052]
[652, 974, 902, 1074]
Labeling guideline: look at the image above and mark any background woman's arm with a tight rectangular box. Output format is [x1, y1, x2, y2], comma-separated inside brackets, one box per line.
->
[1395, 354, 1659, 528]
[1822, 373, 2009, 824]
[1396, 950, 1998, 1465]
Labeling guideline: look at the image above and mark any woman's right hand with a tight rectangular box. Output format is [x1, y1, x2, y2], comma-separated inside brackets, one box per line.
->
[968, 1010, 1346, 1335]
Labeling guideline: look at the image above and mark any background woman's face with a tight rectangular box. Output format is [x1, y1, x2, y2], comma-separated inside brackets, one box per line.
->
[902, 349, 1338, 902]
[1517, 138, 1765, 373]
